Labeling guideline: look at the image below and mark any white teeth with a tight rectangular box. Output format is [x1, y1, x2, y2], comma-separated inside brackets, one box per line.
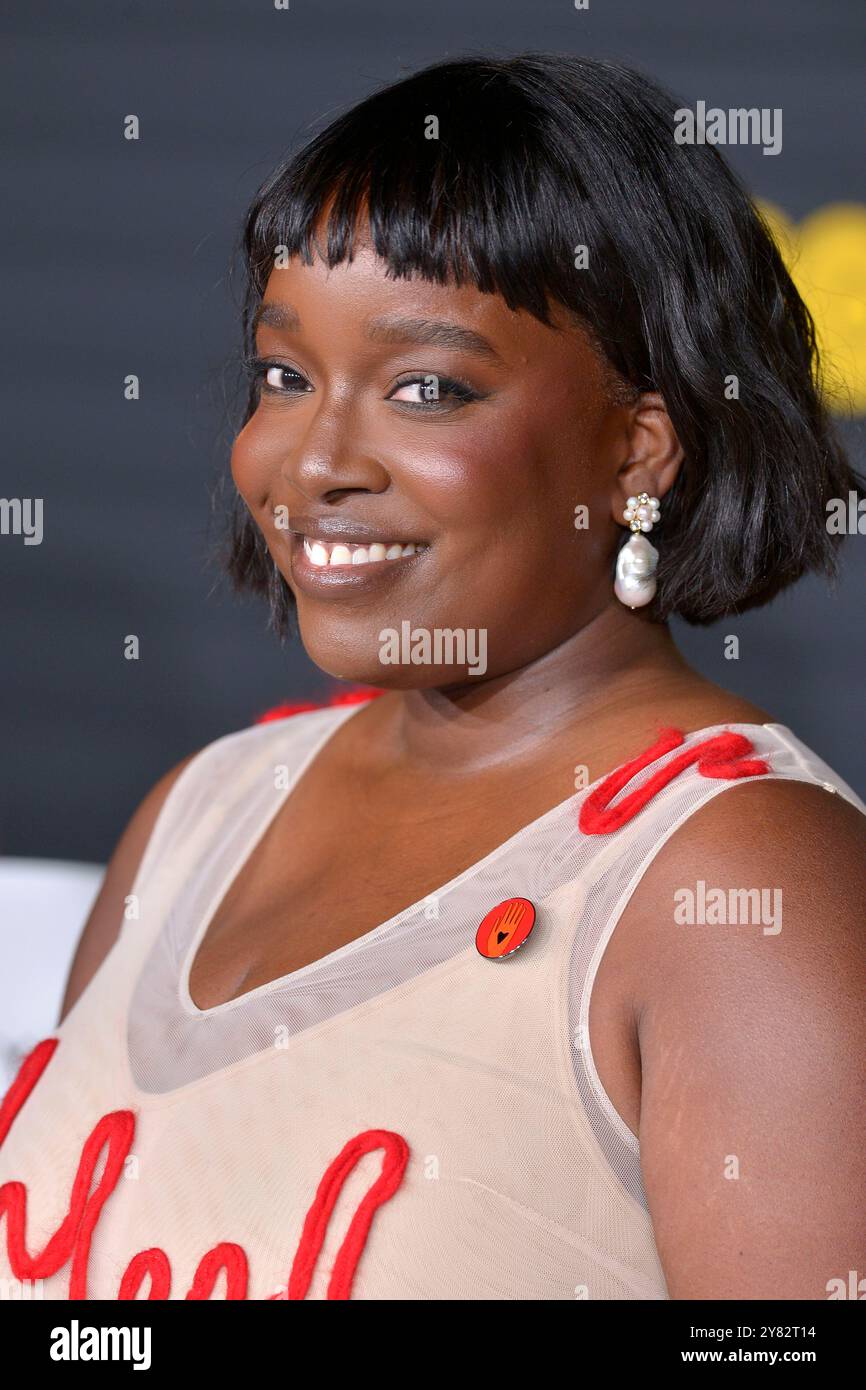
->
[302, 536, 426, 567]
[304, 539, 330, 567]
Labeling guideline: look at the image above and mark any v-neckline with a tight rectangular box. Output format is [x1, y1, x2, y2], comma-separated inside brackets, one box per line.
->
[178, 698, 588, 1020]
[176, 706, 786, 1021]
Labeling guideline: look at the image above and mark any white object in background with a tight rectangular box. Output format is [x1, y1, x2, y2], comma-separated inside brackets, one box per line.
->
[0, 858, 104, 1094]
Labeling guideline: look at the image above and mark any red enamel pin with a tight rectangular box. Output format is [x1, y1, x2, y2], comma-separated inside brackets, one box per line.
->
[475, 898, 536, 960]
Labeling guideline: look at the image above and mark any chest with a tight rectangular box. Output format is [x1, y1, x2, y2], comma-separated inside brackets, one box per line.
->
[181, 772, 642, 1144]
[186, 770, 559, 1011]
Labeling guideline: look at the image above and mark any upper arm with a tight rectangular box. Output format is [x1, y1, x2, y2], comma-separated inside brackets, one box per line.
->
[57, 750, 201, 1025]
[625, 779, 866, 1299]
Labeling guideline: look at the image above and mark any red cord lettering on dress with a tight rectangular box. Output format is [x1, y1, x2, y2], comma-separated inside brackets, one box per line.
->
[579, 727, 770, 835]
[274, 1128, 410, 1300]
[0, 1038, 409, 1300]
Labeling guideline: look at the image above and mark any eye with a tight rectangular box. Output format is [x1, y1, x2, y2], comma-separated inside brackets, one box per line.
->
[386, 373, 483, 410]
[243, 355, 311, 396]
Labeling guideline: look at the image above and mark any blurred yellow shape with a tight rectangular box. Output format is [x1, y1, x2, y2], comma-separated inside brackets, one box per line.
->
[756, 199, 866, 415]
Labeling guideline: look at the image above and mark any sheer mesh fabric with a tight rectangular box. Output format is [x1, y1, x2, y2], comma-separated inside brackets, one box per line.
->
[3, 707, 862, 1299]
[125, 710, 864, 1202]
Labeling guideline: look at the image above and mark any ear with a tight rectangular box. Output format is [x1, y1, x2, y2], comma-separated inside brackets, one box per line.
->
[610, 392, 685, 526]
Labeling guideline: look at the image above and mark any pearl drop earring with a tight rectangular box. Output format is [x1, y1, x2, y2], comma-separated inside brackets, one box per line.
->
[615, 491, 661, 609]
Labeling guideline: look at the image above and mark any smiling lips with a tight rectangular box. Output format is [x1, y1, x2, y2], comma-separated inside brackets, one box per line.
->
[301, 537, 428, 568]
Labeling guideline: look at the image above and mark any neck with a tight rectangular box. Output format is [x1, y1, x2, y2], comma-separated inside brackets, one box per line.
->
[376, 601, 695, 777]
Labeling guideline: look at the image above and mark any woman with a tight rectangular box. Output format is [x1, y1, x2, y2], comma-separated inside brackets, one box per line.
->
[3, 53, 865, 1301]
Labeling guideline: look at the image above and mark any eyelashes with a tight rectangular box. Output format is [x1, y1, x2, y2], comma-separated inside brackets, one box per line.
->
[388, 373, 482, 408]
[242, 356, 311, 397]
[241, 355, 486, 411]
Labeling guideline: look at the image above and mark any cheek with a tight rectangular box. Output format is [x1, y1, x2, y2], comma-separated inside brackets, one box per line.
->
[400, 426, 592, 618]
[446, 415, 613, 614]
[230, 413, 276, 503]
[398, 421, 544, 529]
[409, 412, 604, 551]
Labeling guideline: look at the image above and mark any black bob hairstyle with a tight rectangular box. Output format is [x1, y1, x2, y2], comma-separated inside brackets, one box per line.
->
[225, 51, 860, 634]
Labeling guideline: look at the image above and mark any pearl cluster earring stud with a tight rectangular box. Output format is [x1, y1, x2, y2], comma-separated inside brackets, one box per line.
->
[623, 492, 661, 533]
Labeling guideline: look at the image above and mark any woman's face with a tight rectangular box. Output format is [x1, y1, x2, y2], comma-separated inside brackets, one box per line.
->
[231, 228, 638, 688]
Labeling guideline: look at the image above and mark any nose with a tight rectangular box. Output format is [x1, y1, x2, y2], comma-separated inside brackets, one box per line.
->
[280, 394, 390, 503]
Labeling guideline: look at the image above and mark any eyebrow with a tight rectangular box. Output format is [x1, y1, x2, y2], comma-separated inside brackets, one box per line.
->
[252, 301, 501, 361]
[252, 302, 301, 333]
[365, 315, 502, 361]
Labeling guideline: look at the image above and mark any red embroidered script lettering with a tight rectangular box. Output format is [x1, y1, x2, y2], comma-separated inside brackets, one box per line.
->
[118, 1247, 172, 1300]
[275, 1128, 410, 1300]
[578, 728, 769, 835]
[0, 1039, 409, 1300]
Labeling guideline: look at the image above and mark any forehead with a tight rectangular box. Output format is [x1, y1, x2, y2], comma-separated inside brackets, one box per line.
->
[257, 235, 597, 369]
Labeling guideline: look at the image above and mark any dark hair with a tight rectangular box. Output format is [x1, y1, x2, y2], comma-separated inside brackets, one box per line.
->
[223, 51, 861, 636]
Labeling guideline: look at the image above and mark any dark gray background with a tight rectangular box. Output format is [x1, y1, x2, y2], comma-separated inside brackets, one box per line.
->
[2, 0, 864, 862]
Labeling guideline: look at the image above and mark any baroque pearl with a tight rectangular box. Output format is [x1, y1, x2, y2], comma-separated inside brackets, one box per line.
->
[614, 533, 659, 608]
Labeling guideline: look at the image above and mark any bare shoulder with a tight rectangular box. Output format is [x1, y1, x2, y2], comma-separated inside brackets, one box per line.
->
[623, 775, 866, 953]
[618, 777, 866, 1298]
[57, 748, 202, 1025]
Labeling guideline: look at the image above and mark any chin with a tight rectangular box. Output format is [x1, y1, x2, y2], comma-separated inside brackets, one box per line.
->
[300, 646, 467, 692]
[296, 628, 483, 691]
[294, 594, 493, 688]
